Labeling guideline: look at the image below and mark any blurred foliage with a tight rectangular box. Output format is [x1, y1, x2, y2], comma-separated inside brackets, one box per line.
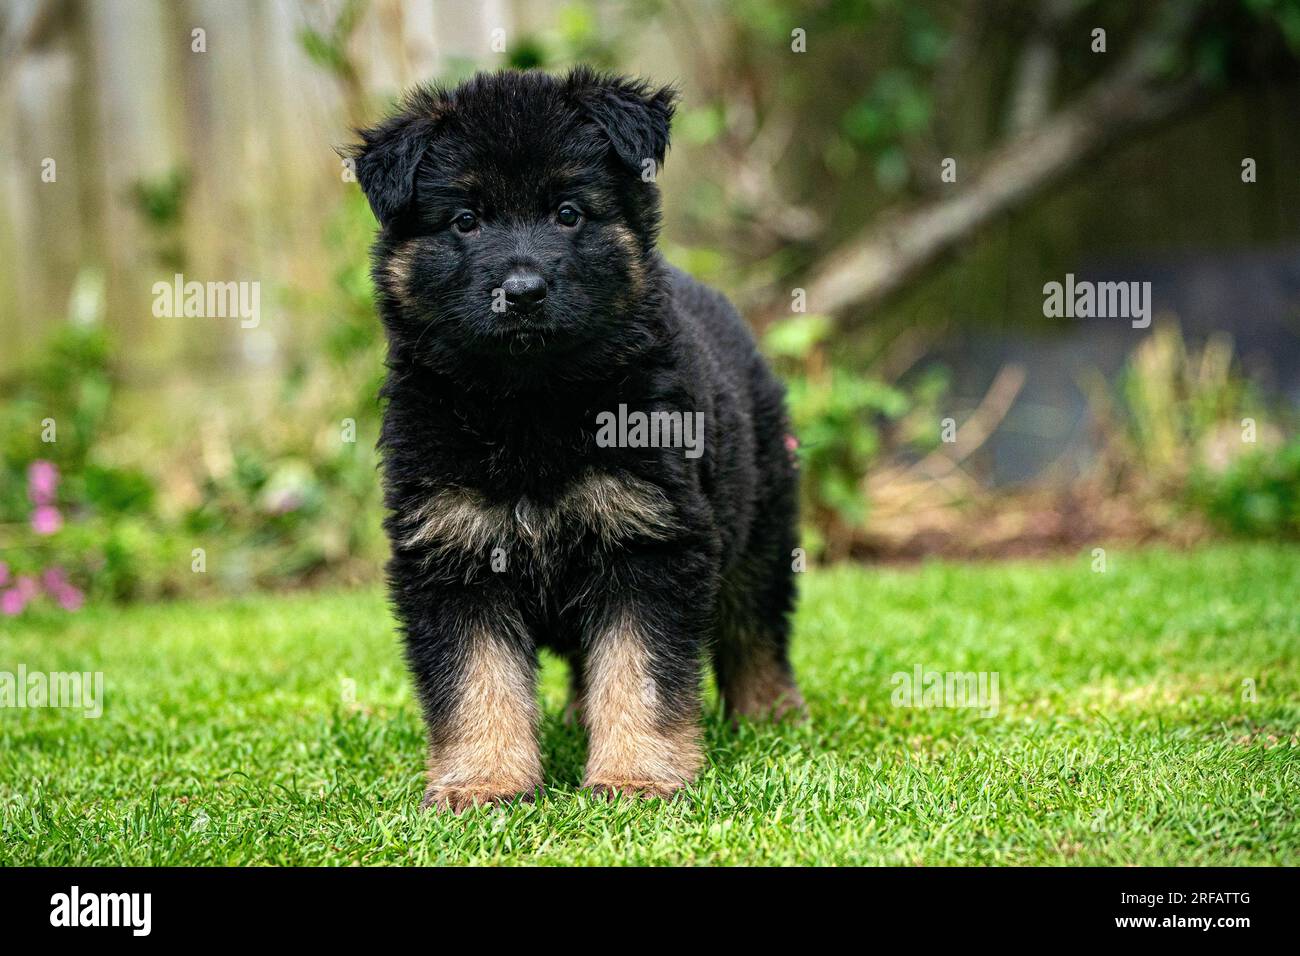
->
[298, 0, 367, 80]
[1246, 0, 1300, 52]
[1121, 325, 1247, 481]
[763, 313, 947, 556]
[178, 188, 387, 593]
[0, 190, 386, 608]
[0, 319, 184, 603]
[127, 167, 190, 272]
[1087, 323, 1297, 536]
[128, 168, 190, 229]
[1193, 437, 1300, 537]
[6, 0, 1299, 609]
[508, 3, 619, 70]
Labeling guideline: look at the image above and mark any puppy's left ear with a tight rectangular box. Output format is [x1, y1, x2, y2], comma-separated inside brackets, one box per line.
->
[570, 70, 677, 175]
[347, 86, 447, 228]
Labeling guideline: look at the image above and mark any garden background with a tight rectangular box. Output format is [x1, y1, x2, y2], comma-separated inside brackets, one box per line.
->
[3, 0, 1299, 605]
[0, 0, 1298, 866]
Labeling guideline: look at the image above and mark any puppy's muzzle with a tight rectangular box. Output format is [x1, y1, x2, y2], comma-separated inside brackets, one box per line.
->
[502, 270, 547, 315]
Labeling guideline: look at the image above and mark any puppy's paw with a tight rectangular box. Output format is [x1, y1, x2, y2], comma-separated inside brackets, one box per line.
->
[421, 781, 538, 814]
[725, 670, 807, 725]
[585, 779, 685, 802]
[729, 687, 807, 724]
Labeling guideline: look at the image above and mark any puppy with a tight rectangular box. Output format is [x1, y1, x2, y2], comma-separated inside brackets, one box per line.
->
[351, 68, 803, 812]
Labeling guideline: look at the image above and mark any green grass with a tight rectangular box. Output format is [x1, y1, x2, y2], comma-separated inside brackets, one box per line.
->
[2, 543, 1297, 866]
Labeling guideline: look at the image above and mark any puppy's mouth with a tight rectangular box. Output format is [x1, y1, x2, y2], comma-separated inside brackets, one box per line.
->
[493, 310, 552, 334]
[491, 314, 605, 361]
[487, 308, 570, 351]
[493, 292, 578, 331]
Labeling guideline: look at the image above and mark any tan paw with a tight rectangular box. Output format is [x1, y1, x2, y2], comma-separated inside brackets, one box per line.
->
[731, 696, 807, 724]
[726, 679, 807, 724]
[421, 781, 538, 813]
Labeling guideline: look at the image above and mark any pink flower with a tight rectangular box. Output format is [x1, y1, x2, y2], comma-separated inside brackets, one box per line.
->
[27, 460, 59, 506]
[42, 567, 69, 591]
[31, 505, 63, 536]
[0, 561, 8, 587]
[15, 575, 38, 600]
[54, 585, 84, 612]
[1, 589, 25, 616]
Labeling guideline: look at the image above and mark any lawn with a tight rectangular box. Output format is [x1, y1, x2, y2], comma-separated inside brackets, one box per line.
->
[1, 543, 1297, 866]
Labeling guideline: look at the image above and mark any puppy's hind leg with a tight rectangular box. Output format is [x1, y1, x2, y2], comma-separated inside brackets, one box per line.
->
[561, 649, 585, 727]
[715, 550, 805, 723]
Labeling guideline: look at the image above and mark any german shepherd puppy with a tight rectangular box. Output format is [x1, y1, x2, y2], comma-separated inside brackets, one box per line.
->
[351, 68, 802, 812]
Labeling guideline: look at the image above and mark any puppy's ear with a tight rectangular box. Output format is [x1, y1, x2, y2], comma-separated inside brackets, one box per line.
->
[569, 69, 677, 175]
[348, 87, 447, 228]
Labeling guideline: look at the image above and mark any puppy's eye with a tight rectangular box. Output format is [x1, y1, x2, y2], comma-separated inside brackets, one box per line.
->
[556, 204, 581, 228]
[452, 211, 478, 234]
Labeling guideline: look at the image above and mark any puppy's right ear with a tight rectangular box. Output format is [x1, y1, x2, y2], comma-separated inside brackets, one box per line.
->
[348, 87, 447, 228]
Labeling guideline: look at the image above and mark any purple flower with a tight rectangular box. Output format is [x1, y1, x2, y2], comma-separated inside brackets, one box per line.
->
[31, 505, 63, 536]
[27, 460, 59, 506]
[1, 589, 25, 616]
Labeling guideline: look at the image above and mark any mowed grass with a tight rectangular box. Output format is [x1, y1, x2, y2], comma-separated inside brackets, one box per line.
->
[1, 543, 1297, 866]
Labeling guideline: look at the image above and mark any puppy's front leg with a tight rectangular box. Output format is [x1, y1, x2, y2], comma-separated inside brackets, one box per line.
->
[408, 603, 542, 813]
[581, 560, 710, 799]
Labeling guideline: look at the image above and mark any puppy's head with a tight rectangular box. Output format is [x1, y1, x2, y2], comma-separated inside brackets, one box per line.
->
[351, 68, 676, 377]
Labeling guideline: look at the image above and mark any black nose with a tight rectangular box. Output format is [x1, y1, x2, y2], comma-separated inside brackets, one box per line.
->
[502, 270, 547, 312]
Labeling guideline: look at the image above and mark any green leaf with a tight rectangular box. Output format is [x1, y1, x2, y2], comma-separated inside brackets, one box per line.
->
[763, 314, 833, 359]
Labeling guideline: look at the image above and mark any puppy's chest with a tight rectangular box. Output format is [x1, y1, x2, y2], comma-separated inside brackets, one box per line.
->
[398, 470, 678, 573]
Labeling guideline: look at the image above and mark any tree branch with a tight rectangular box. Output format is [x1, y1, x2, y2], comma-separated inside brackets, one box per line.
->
[775, 4, 1206, 331]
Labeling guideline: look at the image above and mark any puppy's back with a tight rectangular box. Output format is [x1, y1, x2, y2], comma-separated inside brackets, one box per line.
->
[666, 264, 777, 396]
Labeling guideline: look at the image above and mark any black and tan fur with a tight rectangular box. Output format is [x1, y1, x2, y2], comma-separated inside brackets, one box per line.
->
[350, 68, 802, 811]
